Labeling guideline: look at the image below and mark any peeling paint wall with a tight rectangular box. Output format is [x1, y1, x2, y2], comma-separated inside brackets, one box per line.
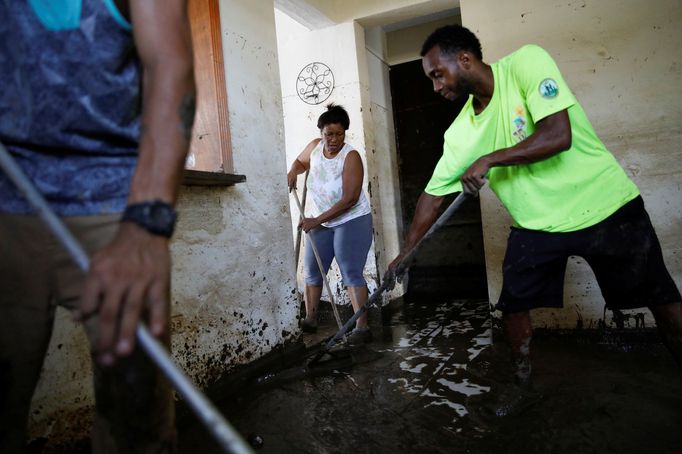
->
[460, 0, 682, 328]
[28, 0, 299, 445]
[169, 0, 298, 384]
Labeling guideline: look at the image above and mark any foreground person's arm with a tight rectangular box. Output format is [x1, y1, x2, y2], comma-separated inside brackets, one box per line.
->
[76, 0, 195, 365]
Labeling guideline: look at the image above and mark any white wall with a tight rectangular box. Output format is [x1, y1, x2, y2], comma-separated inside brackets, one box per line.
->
[275, 10, 381, 304]
[364, 26, 406, 298]
[169, 0, 297, 385]
[29, 0, 299, 445]
[385, 14, 459, 65]
[293, 0, 457, 27]
[461, 0, 682, 328]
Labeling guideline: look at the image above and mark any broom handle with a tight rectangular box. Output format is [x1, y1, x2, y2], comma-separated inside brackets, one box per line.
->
[293, 170, 309, 271]
[292, 189, 344, 330]
[319, 191, 472, 355]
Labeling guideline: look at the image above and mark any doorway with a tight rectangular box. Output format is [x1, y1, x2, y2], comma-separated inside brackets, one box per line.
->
[389, 59, 488, 299]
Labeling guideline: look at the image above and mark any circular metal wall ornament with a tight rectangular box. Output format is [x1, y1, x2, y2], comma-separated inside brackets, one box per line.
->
[296, 62, 335, 105]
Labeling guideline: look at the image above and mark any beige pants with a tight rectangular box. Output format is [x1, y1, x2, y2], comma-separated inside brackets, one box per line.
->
[0, 214, 176, 453]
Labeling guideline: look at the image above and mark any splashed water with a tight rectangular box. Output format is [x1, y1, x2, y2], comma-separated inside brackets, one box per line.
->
[385, 300, 493, 432]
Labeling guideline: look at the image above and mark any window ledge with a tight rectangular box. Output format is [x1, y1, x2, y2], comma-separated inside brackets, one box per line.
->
[182, 169, 246, 186]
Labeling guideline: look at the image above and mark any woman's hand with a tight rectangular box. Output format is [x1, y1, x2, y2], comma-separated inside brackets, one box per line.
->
[299, 217, 321, 233]
[287, 171, 297, 192]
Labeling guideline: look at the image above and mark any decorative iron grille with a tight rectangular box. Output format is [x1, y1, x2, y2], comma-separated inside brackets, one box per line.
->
[296, 62, 335, 105]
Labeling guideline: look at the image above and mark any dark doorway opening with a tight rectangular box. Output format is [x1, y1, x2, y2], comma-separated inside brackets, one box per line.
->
[389, 59, 488, 299]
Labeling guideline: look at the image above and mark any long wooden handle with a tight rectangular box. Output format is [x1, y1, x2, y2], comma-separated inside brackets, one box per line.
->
[311, 191, 473, 363]
[293, 170, 309, 272]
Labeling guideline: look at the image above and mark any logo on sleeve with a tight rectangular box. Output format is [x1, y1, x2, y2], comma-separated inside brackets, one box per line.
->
[539, 79, 559, 99]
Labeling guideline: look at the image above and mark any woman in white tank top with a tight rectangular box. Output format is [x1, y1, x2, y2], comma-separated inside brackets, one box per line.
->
[287, 104, 373, 344]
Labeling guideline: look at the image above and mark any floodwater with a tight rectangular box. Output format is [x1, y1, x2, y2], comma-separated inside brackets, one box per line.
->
[178, 298, 682, 454]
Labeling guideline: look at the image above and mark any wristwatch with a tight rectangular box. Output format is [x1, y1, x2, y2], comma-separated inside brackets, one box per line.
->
[121, 200, 177, 238]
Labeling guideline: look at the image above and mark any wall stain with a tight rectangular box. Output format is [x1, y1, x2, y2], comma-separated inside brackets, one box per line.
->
[28, 406, 95, 450]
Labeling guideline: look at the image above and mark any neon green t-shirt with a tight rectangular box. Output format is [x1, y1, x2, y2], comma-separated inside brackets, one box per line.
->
[425, 44, 639, 232]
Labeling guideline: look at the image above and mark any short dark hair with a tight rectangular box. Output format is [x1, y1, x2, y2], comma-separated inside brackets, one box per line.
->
[317, 103, 350, 130]
[420, 24, 483, 60]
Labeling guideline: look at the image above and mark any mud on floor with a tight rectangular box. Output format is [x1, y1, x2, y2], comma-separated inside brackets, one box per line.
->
[179, 298, 682, 453]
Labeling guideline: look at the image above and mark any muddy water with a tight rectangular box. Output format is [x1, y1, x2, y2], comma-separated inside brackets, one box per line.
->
[179, 299, 682, 453]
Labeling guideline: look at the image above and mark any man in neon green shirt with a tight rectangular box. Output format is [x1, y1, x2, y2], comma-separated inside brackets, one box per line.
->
[389, 25, 681, 403]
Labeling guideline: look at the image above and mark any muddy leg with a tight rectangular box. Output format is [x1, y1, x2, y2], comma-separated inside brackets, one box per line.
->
[468, 311, 539, 420]
[503, 311, 533, 386]
[55, 216, 176, 453]
[89, 330, 177, 454]
[347, 285, 369, 329]
[649, 302, 682, 370]
[304, 285, 322, 325]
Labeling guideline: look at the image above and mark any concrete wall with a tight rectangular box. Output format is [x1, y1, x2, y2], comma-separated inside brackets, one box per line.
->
[280, 0, 457, 27]
[28, 0, 299, 444]
[460, 0, 682, 328]
[274, 10, 381, 304]
[364, 26, 405, 298]
[386, 14, 459, 65]
[170, 0, 297, 382]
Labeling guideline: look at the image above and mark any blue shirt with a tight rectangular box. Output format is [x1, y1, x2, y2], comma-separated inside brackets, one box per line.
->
[0, 0, 141, 215]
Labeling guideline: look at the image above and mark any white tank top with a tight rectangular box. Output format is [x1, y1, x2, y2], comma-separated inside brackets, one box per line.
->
[307, 140, 371, 228]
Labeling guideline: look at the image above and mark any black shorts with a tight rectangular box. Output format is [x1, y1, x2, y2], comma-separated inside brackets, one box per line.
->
[496, 196, 681, 314]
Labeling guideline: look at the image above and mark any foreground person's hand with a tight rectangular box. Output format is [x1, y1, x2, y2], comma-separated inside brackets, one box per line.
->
[75, 223, 170, 366]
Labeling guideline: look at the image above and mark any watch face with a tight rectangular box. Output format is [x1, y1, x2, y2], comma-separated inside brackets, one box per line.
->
[139, 201, 177, 236]
[123, 201, 177, 237]
[149, 203, 174, 227]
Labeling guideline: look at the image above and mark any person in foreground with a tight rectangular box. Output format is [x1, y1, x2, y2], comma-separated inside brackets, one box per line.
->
[288, 104, 374, 345]
[388, 24, 681, 410]
[0, 1, 194, 452]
